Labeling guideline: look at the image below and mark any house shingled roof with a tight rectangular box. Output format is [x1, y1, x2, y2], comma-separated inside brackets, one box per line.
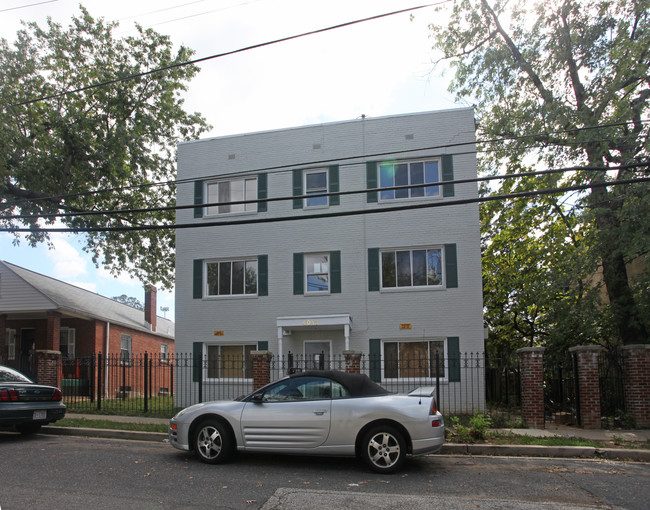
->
[1, 260, 174, 339]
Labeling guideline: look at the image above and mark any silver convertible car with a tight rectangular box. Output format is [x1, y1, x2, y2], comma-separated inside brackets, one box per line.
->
[169, 370, 444, 473]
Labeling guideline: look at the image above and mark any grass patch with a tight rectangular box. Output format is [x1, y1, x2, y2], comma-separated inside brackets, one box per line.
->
[486, 432, 650, 450]
[53, 417, 168, 434]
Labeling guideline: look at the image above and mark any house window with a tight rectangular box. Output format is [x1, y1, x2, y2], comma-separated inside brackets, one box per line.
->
[206, 344, 256, 379]
[206, 258, 258, 296]
[305, 253, 330, 293]
[120, 334, 132, 365]
[160, 343, 169, 363]
[381, 247, 443, 289]
[304, 169, 328, 208]
[205, 177, 257, 216]
[5, 329, 16, 361]
[59, 328, 75, 358]
[383, 340, 445, 379]
[379, 160, 440, 200]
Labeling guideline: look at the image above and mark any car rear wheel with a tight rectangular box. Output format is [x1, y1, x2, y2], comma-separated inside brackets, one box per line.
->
[361, 425, 407, 474]
[193, 419, 234, 464]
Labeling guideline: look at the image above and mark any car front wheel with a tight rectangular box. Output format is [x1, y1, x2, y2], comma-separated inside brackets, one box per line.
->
[361, 425, 407, 474]
[193, 419, 234, 464]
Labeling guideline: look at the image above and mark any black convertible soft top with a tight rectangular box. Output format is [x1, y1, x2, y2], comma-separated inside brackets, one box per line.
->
[290, 370, 391, 397]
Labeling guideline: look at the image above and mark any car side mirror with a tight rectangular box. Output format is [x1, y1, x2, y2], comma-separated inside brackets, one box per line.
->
[250, 394, 264, 404]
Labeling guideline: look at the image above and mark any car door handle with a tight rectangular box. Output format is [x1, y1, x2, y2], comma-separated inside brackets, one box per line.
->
[313, 409, 327, 416]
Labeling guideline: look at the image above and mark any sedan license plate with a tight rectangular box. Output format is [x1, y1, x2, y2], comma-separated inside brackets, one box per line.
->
[33, 410, 47, 420]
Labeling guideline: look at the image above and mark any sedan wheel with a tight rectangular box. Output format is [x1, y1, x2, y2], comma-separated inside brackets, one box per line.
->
[361, 425, 406, 473]
[193, 419, 233, 464]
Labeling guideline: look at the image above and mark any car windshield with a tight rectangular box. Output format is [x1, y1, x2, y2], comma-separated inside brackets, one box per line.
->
[0, 366, 33, 383]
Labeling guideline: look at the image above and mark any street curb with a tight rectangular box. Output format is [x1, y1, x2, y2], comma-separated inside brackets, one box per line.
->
[39, 427, 650, 462]
[442, 443, 650, 462]
[41, 426, 167, 443]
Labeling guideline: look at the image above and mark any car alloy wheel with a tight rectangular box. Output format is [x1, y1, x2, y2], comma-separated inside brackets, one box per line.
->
[362, 425, 406, 473]
[193, 419, 233, 464]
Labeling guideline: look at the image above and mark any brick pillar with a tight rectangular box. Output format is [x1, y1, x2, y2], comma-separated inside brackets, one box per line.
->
[518, 347, 545, 429]
[622, 344, 650, 428]
[46, 311, 61, 351]
[569, 345, 603, 429]
[344, 350, 362, 374]
[251, 351, 273, 390]
[36, 350, 61, 387]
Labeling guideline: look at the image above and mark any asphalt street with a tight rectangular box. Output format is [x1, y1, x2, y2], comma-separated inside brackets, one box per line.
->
[2, 432, 649, 510]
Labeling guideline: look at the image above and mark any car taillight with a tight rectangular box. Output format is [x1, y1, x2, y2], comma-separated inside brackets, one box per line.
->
[0, 388, 19, 401]
[430, 398, 438, 415]
[52, 389, 63, 401]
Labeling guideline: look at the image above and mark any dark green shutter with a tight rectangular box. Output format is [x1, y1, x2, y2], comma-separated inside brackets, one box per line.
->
[194, 180, 203, 218]
[448, 336, 461, 382]
[329, 165, 340, 206]
[257, 173, 267, 212]
[366, 162, 378, 203]
[442, 155, 454, 197]
[368, 248, 380, 291]
[193, 342, 203, 382]
[330, 250, 341, 293]
[257, 255, 268, 296]
[257, 341, 268, 351]
[369, 338, 381, 382]
[193, 259, 203, 299]
[444, 244, 458, 288]
[293, 252, 304, 295]
[292, 169, 303, 209]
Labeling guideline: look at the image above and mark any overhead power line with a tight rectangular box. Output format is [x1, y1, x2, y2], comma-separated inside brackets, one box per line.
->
[7, 3, 444, 109]
[2, 174, 648, 234]
[4, 119, 648, 208]
[0, 0, 57, 13]
[2, 162, 648, 222]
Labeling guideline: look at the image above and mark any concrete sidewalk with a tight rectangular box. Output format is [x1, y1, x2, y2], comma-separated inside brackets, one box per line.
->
[38, 413, 650, 462]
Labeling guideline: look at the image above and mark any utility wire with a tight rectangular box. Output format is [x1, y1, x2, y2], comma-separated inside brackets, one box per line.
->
[2, 175, 649, 233]
[0, 0, 57, 13]
[2, 162, 648, 222]
[7, 3, 443, 109]
[4, 119, 647, 207]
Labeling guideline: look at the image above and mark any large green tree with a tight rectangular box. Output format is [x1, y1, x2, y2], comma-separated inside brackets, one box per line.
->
[0, 7, 210, 289]
[431, 0, 650, 348]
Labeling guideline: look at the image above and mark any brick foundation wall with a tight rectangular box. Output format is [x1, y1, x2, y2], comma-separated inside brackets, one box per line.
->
[622, 344, 650, 428]
[569, 345, 602, 429]
[518, 347, 545, 429]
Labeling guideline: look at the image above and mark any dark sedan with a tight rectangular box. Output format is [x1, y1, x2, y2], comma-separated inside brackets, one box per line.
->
[0, 365, 66, 434]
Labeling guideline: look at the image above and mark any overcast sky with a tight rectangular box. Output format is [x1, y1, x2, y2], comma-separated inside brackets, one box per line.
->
[0, 0, 464, 319]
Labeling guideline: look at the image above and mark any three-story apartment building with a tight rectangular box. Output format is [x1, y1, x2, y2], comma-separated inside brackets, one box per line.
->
[175, 109, 483, 404]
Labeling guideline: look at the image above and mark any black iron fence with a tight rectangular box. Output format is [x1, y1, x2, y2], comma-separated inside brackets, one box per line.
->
[543, 348, 626, 427]
[59, 352, 524, 421]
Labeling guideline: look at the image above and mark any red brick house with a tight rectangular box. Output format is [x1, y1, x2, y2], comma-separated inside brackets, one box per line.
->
[0, 260, 174, 389]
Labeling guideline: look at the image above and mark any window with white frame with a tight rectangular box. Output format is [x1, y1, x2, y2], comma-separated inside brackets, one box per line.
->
[206, 344, 256, 379]
[160, 343, 169, 363]
[305, 253, 330, 293]
[206, 258, 258, 296]
[381, 247, 443, 289]
[120, 334, 132, 365]
[59, 327, 75, 358]
[379, 159, 440, 200]
[383, 340, 445, 379]
[5, 329, 16, 361]
[205, 177, 257, 215]
[304, 169, 328, 208]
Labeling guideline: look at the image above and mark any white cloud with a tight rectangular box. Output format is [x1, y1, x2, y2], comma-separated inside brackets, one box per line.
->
[46, 236, 89, 280]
